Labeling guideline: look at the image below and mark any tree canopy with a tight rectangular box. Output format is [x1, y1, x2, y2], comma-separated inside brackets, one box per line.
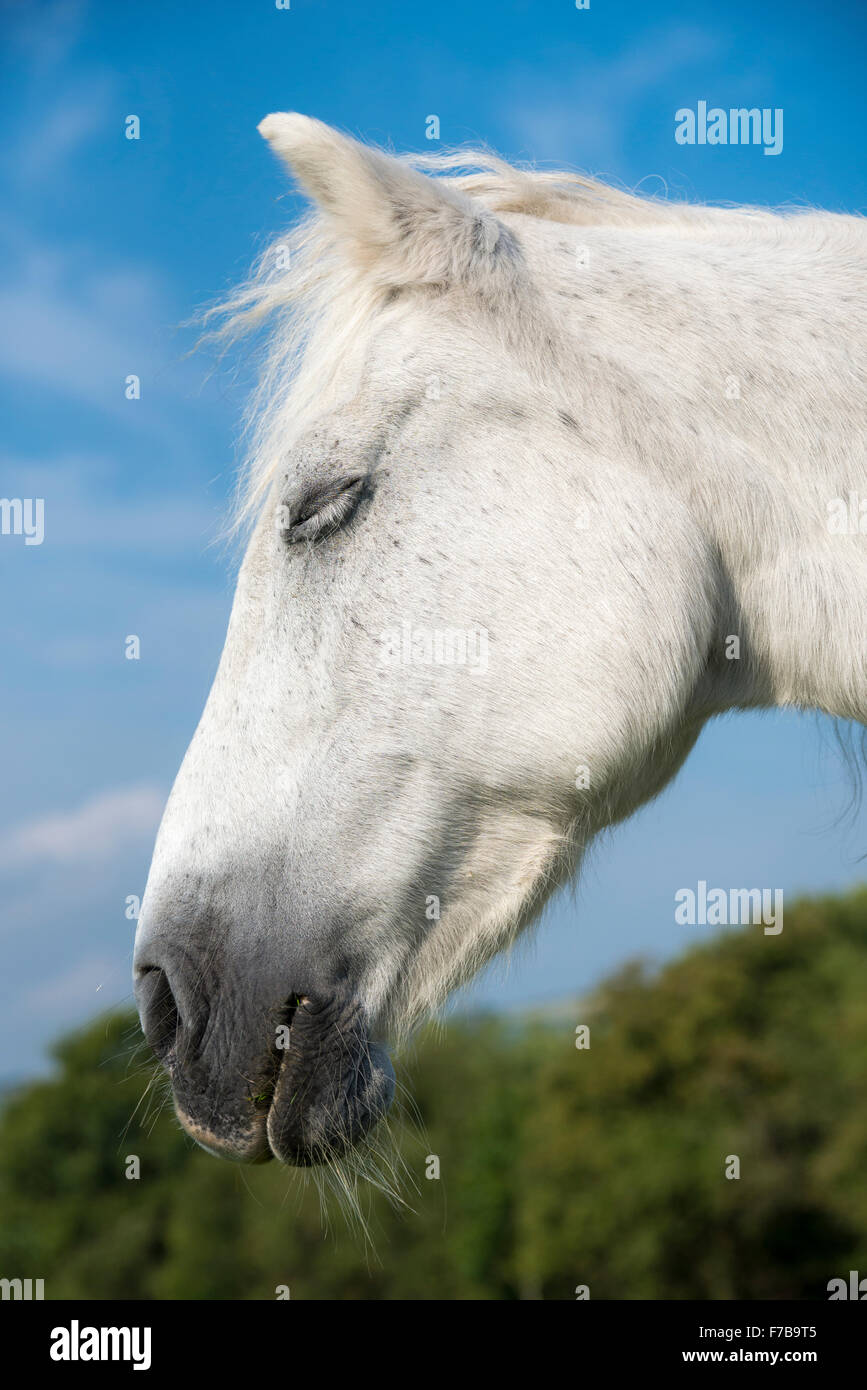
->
[2, 888, 866, 1299]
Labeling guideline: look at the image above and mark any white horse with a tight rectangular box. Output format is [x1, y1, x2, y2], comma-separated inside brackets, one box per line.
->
[134, 113, 867, 1170]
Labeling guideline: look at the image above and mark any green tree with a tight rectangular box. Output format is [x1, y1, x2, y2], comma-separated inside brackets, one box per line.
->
[2, 889, 866, 1299]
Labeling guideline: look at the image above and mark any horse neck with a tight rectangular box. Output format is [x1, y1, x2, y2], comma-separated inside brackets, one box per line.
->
[557, 211, 867, 724]
[679, 216, 867, 724]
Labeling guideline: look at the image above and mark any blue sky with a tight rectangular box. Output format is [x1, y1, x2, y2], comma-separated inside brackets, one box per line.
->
[2, 0, 866, 1078]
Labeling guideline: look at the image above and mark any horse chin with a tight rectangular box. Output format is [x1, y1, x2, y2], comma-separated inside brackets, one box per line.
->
[173, 1103, 274, 1165]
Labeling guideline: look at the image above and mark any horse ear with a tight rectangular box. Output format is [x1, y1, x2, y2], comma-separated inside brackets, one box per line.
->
[257, 112, 513, 287]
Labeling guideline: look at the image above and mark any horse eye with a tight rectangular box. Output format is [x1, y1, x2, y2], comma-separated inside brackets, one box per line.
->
[277, 475, 367, 544]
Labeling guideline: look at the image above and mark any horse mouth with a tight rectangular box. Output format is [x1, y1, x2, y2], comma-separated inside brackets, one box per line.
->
[171, 987, 395, 1168]
[263, 990, 395, 1166]
[247, 993, 303, 1121]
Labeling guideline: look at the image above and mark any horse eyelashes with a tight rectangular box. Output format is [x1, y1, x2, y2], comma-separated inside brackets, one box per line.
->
[277, 475, 368, 544]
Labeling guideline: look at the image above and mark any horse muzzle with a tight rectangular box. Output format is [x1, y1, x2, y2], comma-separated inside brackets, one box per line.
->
[134, 951, 394, 1166]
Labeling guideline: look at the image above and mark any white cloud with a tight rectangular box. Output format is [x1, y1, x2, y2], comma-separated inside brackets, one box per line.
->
[0, 239, 205, 447]
[4, 0, 90, 80]
[8, 83, 113, 183]
[0, 453, 223, 553]
[0, 67, 216, 441]
[0, 784, 165, 870]
[504, 25, 724, 170]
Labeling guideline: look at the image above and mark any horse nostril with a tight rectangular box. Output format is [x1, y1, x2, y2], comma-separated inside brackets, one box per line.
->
[136, 966, 181, 1062]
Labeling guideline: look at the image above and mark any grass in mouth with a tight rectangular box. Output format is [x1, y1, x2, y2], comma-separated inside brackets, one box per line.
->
[249, 994, 300, 1111]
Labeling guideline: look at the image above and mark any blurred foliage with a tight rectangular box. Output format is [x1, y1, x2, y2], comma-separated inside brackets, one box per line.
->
[2, 888, 867, 1299]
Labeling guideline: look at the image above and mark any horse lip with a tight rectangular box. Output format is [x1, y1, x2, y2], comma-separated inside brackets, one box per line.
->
[254, 994, 304, 1120]
[174, 1098, 273, 1164]
[172, 990, 393, 1166]
[263, 990, 395, 1165]
[261, 996, 313, 1158]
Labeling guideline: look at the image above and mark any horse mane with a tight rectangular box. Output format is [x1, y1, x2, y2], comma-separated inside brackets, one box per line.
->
[407, 147, 776, 228]
[200, 145, 791, 534]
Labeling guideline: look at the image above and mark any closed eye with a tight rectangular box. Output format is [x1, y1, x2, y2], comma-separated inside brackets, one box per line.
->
[277, 474, 368, 544]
